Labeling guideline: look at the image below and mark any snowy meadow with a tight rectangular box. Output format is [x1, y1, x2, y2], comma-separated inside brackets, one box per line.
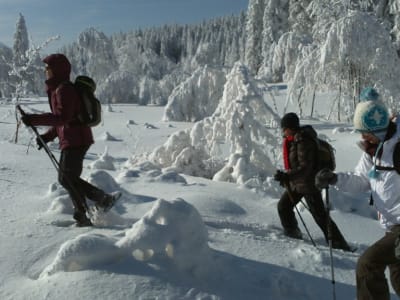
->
[0, 84, 397, 300]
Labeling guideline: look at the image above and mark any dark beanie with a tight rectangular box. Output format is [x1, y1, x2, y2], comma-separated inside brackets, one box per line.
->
[281, 112, 300, 129]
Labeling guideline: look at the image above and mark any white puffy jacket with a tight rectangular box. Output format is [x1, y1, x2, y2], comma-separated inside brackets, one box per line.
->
[335, 121, 400, 230]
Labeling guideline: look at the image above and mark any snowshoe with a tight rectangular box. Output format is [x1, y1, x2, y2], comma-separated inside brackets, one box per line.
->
[284, 227, 303, 240]
[95, 191, 122, 212]
[73, 211, 93, 227]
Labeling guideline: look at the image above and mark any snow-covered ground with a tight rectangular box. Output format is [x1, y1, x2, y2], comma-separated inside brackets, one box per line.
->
[0, 93, 396, 300]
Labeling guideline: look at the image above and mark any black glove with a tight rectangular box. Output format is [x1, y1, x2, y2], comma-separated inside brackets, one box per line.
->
[21, 114, 32, 126]
[274, 170, 289, 186]
[36, 136, 46, 150]
[315, 168, 337, 189]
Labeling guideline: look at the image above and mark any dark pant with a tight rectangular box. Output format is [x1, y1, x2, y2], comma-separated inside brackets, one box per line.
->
[58, 146, 105, 214]
[277, 189, 349, 249]
[356, 225, 400, 300]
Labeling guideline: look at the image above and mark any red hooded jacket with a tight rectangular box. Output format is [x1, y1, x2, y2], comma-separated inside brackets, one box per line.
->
[29, 54, 94, 150]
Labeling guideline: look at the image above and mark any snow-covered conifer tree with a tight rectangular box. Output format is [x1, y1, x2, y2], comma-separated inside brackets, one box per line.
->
[245, 0, 266, 74]
[13, 13, 29, 67]
[259, 0, 289, 80]
[0, 44, 12, 98]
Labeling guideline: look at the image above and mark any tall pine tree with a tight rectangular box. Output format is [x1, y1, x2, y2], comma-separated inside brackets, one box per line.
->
[13, 13, 29, 67]
[245, 0, 266, 74]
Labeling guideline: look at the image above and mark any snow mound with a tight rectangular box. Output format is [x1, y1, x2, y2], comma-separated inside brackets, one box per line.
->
[98, 131, 120, 141]
[86, 170, 120, 194]
[48, 194, 74, 214]
[127, 120, 138, 125]
[135, 161, 161, 172]
[46, 183, 74, 214]
[116, 169, 141, 183]
[89, 147, 116, 170]
[154, 171, 187, 184]
[144, 122, 158, 129]
[39, 233, 121, 278]
[116, 198, 212, 277]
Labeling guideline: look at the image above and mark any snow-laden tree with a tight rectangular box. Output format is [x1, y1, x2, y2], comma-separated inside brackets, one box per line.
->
[63, 28, 118, 82]
[389, 0, 400, 52]
[189, 43, 222, 69]
[96, 71, 137, 103]
[163, 65, 227, 122]
[289, 10, 400, 117]
[10, 13, 32, 97]
[0, 44, 13, 98]
[5, 13, 59, 141]
[289, 0, 313, 33]
[59, 13, 246, 106]
[259, 0, 289, 80]
[0, 14, 58, 99]
[245, 0, 266, 74]
[147, 63, 280, 189]
[13, 13, 29, 67]
[271, 31, 311, 85]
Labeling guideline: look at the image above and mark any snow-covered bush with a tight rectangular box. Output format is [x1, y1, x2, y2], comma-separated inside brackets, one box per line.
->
[148, 63, 280, 187]
[89, 147, 116, 171]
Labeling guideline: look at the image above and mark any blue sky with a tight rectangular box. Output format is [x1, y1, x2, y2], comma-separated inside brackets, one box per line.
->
[0, 0, 248, 52]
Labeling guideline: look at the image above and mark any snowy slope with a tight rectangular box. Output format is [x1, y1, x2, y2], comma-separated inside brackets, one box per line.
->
[0, 96, 397, 300]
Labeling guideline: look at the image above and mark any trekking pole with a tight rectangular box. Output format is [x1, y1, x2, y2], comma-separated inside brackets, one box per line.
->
[285, 183, 318, 248]
[17, 105, 60, 171]
[17, 105, 90, 212]
[325, 186, 336, 300]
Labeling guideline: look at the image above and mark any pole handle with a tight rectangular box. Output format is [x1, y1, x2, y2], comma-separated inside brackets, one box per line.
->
[16, 104, 25, 116]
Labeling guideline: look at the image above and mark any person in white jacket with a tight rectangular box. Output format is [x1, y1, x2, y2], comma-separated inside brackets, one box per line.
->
[315, 87, 400, 300]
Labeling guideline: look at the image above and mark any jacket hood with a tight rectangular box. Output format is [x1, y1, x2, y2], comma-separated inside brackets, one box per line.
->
[43, 53, 71, 83]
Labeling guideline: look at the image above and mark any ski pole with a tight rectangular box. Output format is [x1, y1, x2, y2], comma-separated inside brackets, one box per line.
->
[325, 186, 336, 300]
[285, 182, 318, 248]
[17, 105, 90, 212]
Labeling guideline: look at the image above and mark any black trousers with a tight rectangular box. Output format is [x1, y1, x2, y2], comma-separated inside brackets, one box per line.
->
[277, 189, 349, 248]
[58, 146, 105, 214]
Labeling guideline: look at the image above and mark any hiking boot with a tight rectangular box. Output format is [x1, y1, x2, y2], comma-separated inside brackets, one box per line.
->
[331, 240, 353, 252]
[95, 191, 122, 212]
[73, 211, 93, 227]
[284, 227, 303, 240]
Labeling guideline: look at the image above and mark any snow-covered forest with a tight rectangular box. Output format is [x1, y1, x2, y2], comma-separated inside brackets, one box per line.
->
[3, 0, 400, 112]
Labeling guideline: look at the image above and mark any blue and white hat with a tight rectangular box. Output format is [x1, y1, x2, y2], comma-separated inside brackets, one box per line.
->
[353, 87, 389, 133]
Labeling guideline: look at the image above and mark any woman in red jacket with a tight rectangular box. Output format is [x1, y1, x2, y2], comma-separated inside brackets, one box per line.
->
[21, 54, 118, 226]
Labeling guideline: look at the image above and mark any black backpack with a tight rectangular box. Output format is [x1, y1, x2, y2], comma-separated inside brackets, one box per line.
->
[301, 125, 336, 171]
[317, 138, 336, 171]
[74, 76, 102, 127]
